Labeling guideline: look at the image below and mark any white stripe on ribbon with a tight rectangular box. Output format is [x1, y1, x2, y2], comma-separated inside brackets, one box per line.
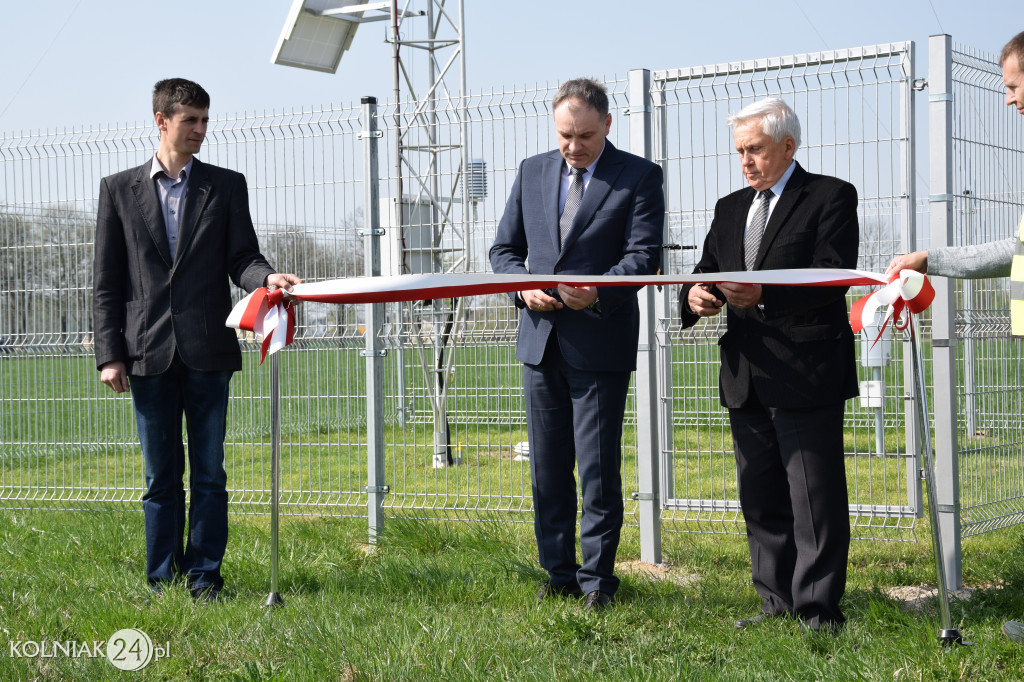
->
[228, 268, 924, 360]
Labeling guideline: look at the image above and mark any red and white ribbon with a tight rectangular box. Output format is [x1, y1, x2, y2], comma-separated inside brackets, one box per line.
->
[227, 268, 907, 360]
[849, 269, 935, 343]
[224, 286, 295, 364]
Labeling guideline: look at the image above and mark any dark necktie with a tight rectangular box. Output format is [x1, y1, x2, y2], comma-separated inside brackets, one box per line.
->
[744, 188, 774, 270]
[559, 166, 586, 247]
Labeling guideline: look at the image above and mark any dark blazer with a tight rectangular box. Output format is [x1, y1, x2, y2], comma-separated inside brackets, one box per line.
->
[489, 142, 665, 372]
[93, 157, 275, 376]
[678, 163, 859, 409]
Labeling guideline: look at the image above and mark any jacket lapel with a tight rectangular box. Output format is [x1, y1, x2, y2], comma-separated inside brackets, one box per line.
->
[174, 158, 211, 265]
[541, 151, 563, 255]
[559, 142, 623, 255]
[130, 162, 173, 267]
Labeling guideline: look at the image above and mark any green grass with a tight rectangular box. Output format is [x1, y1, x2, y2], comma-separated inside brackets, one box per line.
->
[3, 339, 1024, 677]
[2, 508, 1024, 680]
[0, 344, 922, 520]
[0, 420, 917, 530]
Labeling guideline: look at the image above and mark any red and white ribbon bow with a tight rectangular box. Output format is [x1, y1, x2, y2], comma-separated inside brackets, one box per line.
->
[225, 287, 295, 364]
[849, 269, 935, 343]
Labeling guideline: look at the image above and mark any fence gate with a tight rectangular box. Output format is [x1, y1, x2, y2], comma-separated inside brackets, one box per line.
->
[649, 43, 924, 539]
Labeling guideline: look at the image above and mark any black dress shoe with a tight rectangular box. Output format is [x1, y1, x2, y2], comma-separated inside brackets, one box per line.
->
[735, 612, 783, 629]
[583, 591, 614, 611]
[798, 618, 843, 636]
[190, 586, 221, 603]
[537, 581, 583, 601]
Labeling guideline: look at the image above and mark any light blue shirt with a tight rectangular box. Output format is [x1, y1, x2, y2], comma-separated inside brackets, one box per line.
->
[744, 160, 796, 238]
[150, 155, 193, 258]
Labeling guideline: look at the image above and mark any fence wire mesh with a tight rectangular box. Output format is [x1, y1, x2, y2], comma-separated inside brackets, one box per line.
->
[1, 39, 1021, 558]
[652, 43, 921, 539]
[948, 43, 1024, 537]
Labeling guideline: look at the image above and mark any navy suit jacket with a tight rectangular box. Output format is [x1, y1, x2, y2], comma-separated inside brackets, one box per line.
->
[678, 163, 860, 409]
[93, 157, 275, 376]
[489, 142, 665, 372]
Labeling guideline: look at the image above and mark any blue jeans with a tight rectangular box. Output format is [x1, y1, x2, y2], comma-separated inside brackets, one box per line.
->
[129, 361, 232, 592]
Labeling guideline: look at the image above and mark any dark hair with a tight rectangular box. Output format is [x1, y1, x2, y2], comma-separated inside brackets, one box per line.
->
[1000, 31, 1024, 71]
[552, 77, 609, 119]
[152, 78, 210, 117]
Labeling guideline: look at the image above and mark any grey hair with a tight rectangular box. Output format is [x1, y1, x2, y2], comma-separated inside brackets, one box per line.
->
[727, 97, 801, 149]
[552, 77, 609, 119]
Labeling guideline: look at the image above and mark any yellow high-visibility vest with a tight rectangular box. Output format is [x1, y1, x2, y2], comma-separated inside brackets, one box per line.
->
[1012, 210, 1024, 336]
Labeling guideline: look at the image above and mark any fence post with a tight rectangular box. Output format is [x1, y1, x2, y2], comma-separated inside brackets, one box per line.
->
[927, 34, 963, 588]
[901, 41, 925, 526]
[628, 69, 662, 564]
[361, 96, 387, 543]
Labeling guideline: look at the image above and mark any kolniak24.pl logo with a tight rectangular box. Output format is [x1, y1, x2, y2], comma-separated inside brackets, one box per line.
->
[9, 629, 170, 671]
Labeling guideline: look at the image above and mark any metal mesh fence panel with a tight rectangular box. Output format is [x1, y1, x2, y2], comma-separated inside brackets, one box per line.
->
[948, 43, 1024, 536]
[1, 105, 373, 516]
[3, 38, 1021, 554]
[651, 43, 921, 539]
[373, 77, 644, 522]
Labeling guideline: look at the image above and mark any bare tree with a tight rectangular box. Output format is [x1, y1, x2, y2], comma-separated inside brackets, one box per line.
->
[858, 214, 898, 274]
[1, 209, 43, 340]
[259, 208, 365, 337]
[36, 206, 94, 345]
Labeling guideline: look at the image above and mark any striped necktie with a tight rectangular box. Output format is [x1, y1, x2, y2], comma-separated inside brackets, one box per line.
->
[559, 166, 586, 247]
[744, 189, 774, 270]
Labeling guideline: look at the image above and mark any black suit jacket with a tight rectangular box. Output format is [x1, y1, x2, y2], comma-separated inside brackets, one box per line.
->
[93, 157, 275, 375]
[489, 142, 665, 372]
[678, 163, 859, 409]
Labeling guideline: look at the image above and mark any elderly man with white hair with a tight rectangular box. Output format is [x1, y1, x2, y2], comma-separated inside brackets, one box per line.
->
[679, 97, 860, 634]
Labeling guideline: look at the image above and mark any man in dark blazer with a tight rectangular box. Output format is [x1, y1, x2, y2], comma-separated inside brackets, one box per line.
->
[490, 77, 664, 611]
[93, 78, 300, 600]
[679, 97, 859, 633]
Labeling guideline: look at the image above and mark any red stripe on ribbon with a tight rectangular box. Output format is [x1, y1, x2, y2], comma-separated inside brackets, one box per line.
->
[227, 269, 892, 361]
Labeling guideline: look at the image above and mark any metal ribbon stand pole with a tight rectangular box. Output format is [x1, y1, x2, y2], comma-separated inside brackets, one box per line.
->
[264, 350, 284, 608]
[908, 314, 962, 646]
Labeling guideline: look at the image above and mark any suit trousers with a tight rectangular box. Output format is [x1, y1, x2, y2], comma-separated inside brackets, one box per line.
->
[729, 397, 850, 630]
[129, 359, 232, 591]
[523, 332, 631, 596]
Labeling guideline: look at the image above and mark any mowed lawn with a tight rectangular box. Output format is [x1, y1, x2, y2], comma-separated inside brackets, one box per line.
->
[2, 507, 1024, 681]
[3, 335, 1024, 678]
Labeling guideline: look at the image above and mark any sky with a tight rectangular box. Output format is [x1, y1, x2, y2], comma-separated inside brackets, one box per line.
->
[0, 0, 1016, 135]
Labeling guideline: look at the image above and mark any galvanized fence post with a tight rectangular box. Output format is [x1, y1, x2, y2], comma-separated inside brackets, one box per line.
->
[264, 352, 284, 608]
[628, 69, 662, 564]
[361, 96, 388, 543]
[901, 41, 925, 525]
[927, 34, 963, 588]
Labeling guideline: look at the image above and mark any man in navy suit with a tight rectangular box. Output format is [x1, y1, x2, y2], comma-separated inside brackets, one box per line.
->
[93, 78, 301, 600]
[679, 98, 859, 633]
[490, 77, 664, 610]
